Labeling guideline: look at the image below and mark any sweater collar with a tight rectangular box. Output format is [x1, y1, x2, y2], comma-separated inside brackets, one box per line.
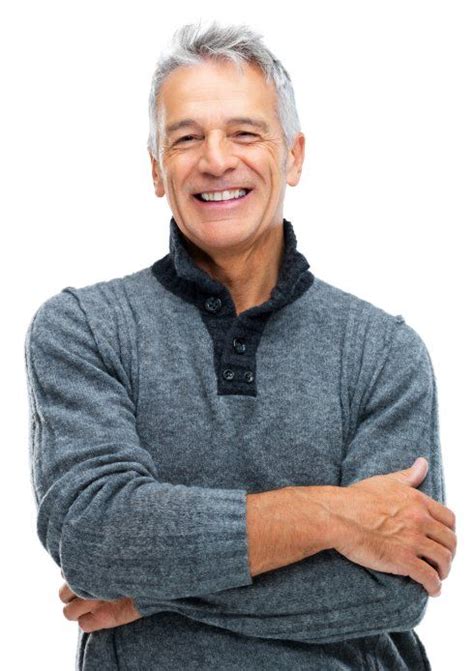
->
[152, 216, 314, 318]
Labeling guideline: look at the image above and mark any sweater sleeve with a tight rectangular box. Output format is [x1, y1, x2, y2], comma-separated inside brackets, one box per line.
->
[24, 288, 253, 615]
[335, 313, 447, 633]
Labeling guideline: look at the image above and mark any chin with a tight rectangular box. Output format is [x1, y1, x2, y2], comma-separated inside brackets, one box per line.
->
[192, 218, 258, 247]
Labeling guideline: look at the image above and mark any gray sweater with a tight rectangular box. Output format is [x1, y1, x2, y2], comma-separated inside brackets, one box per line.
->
[24, 217, 443, 670]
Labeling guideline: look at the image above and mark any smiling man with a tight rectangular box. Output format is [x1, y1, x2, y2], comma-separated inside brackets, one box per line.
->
[25, 21, 455, 670]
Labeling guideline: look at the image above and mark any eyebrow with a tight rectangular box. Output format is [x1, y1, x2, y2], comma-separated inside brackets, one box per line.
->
[165, 116, 270, 135]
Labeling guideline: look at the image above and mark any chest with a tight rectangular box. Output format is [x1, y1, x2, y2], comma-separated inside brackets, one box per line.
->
[134, 300, 345, 492]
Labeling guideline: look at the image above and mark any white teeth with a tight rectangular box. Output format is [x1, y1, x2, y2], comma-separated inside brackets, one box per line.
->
[200, 189, 248, 202]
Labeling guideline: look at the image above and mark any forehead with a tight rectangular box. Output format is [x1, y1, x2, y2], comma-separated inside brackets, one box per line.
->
[156, 59, 279, 129]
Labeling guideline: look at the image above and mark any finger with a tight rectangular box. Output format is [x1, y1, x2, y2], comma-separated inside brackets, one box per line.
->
[78, 611, 103, 633]
[63, 598, 102, 622]
[407, 556, 442, 597]
[425, 519, 457, 558]
[77, 599, 141, 632]
[416, 537, 453, 580]
[59, 582, 77, 604]
[426, 500, 456, 531]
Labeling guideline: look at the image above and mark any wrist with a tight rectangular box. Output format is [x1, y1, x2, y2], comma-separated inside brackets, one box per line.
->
[287, 484, 345, 553]
[310, 485, 348, 552]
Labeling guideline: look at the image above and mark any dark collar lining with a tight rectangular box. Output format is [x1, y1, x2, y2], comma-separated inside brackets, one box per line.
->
[152, 216, 314, 319]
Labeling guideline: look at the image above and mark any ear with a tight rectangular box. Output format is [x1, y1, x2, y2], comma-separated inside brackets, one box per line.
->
[286, 132, 305, 187]
[149, 151, 165, 198]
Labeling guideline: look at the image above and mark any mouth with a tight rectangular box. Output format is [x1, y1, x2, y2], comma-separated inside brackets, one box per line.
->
[192, 188, 253, 208]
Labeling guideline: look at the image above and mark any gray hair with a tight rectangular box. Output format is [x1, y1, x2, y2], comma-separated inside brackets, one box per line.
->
[147, 21, 301, 162]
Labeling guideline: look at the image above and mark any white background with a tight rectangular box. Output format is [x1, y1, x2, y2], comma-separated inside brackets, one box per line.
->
[1, 1, 472, 669]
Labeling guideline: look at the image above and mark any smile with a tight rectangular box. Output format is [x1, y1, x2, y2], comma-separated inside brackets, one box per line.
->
[192, 189, 253, 207]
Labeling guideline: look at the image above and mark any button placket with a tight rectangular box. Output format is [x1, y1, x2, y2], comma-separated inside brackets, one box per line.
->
[232, 337, 246, 354]
[152, 216, 315, 397]
[220, 323, 256, 386]
[221, 367, 254, 384]
[204, 296, 222, 314]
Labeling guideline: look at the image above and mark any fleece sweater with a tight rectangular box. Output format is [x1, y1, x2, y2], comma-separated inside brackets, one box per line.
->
[24, 216, 445, 670]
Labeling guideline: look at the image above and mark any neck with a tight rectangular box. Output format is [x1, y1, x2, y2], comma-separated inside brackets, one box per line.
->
[183, 224, 285, 316]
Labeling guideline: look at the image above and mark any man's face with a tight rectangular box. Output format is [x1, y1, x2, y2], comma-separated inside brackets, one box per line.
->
[150, 58, 305, 254]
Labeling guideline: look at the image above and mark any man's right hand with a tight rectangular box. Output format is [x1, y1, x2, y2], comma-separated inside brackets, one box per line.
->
[327, 457, 457, 597]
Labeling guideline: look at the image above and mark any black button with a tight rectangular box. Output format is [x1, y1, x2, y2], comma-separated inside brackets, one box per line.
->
[204, 296, 222, 313]
[223, 368, 235, 381]
[244, 371, 254, 383]
[233, 337, 246, 354]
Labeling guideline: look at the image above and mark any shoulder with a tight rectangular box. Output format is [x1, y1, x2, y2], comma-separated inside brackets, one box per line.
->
[27, 265, 153, 331]
[310, 274, 408, 343]
[308, 275, 430, 384]
[24, 265, 156, 368]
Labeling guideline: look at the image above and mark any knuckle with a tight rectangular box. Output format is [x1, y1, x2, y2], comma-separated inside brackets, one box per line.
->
[438, 561, 450, 581]
[95, 608, 114, 628]
[445, 556, 454, 578]
[440, 545, 452, 564]
[443, 562, 452, 579]
[416, 559, 439, 594]
[428, 578, 440, 597]
[408, 506, 426, 527]
[398, 547, 416, 572]
[431, 583, 442, 597]
[443, 505, 456, 527]
[411, 489, 428, 507]
[58, 584, 68, 601]
[78, 614, 91, 632]
[428, 567, 440, 589]
[420, 508, 432, 525]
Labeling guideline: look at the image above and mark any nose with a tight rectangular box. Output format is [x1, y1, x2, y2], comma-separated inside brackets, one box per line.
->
[197, 132, 239, 176]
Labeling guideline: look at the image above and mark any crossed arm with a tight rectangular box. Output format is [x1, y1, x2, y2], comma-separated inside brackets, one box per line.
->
[25, 289, 455, 639]
[59, 463, 456, 633]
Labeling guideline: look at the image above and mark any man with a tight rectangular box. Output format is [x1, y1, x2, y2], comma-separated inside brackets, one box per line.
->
[25, 21, 456, 670]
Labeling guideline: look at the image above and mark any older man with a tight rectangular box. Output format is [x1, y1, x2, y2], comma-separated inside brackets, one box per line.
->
[25, 21, 456, 670]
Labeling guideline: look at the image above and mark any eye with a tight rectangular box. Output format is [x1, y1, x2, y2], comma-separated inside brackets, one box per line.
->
[175, 135, 197, 144]
[173, 131, 257, 146]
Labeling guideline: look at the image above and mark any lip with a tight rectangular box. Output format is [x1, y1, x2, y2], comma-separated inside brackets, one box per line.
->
[193, 187, 251, 194]
[192, 189, 253, 209]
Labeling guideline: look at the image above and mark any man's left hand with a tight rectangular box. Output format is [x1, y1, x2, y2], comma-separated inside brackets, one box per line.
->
[59, 581, 143, 632]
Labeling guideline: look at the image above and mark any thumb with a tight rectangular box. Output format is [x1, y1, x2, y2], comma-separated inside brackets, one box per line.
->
[392, 457, 429, 487]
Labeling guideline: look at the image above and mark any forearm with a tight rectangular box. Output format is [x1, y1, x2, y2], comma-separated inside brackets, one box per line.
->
[188, 480, 431, 643]
[246, 485, 336, 576]
[61, 480, 437, 642]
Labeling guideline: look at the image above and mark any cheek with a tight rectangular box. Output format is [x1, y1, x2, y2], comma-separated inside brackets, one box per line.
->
[238, 148, 276, 179]
[164, 158, 194, 193]
[250, 146, 284, 174]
